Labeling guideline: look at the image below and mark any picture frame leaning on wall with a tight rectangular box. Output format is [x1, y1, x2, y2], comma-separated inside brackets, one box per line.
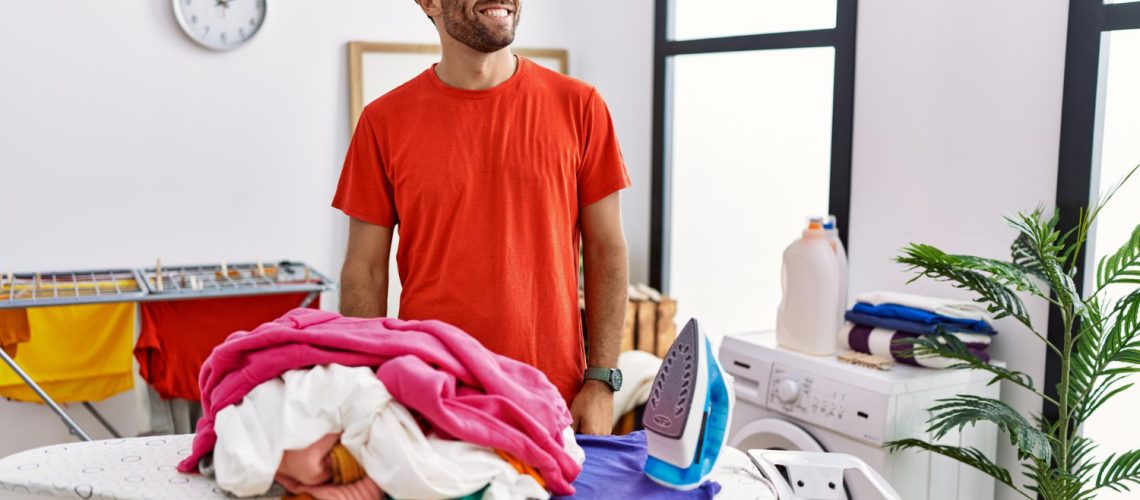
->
[347, 41, 569, 130]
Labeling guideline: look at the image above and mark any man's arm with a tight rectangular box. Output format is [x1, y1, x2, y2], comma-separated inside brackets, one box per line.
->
[339, 217, 394, 318]
[571, 191, 629, 434]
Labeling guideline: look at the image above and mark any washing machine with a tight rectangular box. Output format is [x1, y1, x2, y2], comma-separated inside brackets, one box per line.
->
[719, 331, 999, 500]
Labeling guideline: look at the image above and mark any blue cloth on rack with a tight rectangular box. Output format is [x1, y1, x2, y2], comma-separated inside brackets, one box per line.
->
[850, 302, 996, 334]
[845, 310, 996, 336]
[554, 431, 721, 500]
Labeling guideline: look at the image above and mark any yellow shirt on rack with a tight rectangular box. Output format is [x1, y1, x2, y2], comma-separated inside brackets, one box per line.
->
[0, 302, 134, 403]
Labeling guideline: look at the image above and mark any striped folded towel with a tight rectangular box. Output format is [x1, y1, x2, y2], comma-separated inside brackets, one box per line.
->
[839, 322, 991, 369]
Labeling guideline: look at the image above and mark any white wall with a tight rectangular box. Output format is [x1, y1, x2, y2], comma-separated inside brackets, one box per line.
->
[848, 1, 1070, 498]
[565, 0, 656, 285]
[0, 0, 584, 459]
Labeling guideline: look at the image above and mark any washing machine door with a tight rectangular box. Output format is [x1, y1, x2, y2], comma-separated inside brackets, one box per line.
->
[731, 418, 853, 500]
[730, 418, 827, 453]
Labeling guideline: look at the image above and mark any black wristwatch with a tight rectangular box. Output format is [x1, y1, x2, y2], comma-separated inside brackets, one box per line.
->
[584, 367, 623, 392]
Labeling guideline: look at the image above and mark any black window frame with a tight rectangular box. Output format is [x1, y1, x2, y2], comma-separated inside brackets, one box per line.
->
[1048, 0, 1140, 422]
[649, 0, 859, 292]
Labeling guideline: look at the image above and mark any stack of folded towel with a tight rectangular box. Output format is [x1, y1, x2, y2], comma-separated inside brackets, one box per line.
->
[839, 291, 997, 369]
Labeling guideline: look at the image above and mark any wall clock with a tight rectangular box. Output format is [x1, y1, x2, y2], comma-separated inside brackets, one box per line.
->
[173, 0, 266, 51]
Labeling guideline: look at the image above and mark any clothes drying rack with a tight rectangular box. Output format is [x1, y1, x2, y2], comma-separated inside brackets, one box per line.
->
[0, 261, 335, 442]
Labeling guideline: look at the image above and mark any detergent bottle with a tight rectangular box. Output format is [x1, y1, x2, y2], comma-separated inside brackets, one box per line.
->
[776, 218, 840, 355]
[823, 215, 849, 328]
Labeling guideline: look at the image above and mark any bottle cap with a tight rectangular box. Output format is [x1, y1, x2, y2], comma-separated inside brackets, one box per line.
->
[822, 215, 837, 230]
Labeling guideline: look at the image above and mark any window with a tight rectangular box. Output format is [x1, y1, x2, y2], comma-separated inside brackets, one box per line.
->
[650, 0, 856, 338]
[672, 0, 837, 40]
[1054, 3, 1140, 495]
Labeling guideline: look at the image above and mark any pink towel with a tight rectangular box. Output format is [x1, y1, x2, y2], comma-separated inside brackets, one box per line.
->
[177, 308, 580, 495]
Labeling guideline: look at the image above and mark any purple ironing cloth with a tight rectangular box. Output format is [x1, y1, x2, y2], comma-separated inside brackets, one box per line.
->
[555, 431, 721, 500]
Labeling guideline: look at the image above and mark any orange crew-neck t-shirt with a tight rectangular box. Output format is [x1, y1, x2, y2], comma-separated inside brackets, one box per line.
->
[332, 56, 631, 404]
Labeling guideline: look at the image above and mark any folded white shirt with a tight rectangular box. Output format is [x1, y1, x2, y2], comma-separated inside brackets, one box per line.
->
[854, 290, 994, 322]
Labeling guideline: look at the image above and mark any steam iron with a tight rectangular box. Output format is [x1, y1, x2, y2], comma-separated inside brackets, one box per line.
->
[643, 318, 735, 489]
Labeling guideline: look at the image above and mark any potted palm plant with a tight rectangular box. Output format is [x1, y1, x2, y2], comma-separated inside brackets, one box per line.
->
[884, 164, 1140, 499]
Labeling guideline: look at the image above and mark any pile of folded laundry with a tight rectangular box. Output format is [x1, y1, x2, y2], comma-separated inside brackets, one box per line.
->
[839, 291, 997, 369]
[177, 308, 584, 500]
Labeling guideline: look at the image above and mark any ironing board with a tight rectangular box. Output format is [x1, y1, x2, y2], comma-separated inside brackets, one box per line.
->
[0, 435, 776, 500]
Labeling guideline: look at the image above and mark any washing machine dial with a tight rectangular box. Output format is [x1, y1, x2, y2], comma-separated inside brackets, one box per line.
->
[776, 379, 801, 404]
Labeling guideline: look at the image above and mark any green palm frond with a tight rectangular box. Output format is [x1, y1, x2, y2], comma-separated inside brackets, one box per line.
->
[1010, 211, 1058, 282]
[899, 334, 1047, 400]
[949, 254, 1048, 297]
[1070, 436, 1101, 485]
[1069, 296, 1110, 422]
[1005, 211, 1082, 316]
[925, 395, 1053, 462]
[1078, 291, 1140, 422]
[1028, 461, 1086, 500]
[1096, 223, 1140, 290]
[1094, 450, 1140, 494]
[897, 243, 1033, 327]
[883, 439, 1021, 495]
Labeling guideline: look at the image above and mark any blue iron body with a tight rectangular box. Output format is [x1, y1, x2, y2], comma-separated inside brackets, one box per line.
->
[642, 318, 735, 490]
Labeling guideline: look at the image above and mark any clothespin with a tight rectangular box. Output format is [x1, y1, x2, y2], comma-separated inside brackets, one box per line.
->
[4, 270, 11, 287]
[221, 260, 229, 276]
[155, 258, 164, 292]
[34, 272, 42, 289]
[256, 259, 266, 278]
[303, 266, 312, 283]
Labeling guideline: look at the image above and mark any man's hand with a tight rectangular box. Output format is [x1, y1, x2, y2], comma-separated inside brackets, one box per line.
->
[570, 379, 615, 435]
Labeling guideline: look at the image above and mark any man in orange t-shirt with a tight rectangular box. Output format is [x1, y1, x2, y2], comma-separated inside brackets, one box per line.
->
[333, 0, 631, 435]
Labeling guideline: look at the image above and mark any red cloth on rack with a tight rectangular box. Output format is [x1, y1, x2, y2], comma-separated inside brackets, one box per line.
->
[135, 293, 317, 401]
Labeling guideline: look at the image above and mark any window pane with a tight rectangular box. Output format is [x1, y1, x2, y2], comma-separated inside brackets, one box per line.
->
[1083, 30, 1140, 500]
[668, 48, 835, 340]
[672, 0, 836, 40]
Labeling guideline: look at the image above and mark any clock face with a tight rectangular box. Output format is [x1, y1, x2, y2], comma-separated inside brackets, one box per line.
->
[173, 0, 266, 51]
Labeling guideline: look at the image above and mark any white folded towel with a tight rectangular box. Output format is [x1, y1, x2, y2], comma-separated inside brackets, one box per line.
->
[854, 291, 994, 322]
[612, 350, 662, 427]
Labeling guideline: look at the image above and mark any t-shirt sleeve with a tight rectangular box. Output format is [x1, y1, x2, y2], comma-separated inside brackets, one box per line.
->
[577, 88, 632, 207]
[332, 112, 398, 227]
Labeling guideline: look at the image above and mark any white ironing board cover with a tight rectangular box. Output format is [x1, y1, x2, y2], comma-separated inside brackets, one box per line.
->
[0, 434, 279, 499]
[0, 435, 774, 499]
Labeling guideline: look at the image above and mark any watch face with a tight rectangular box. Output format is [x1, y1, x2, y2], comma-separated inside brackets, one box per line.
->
[611, 370, 623, 390]
[173, 0, 266, 51]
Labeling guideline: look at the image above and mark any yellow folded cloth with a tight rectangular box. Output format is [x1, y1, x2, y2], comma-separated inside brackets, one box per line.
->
[0, 303, 134, 403]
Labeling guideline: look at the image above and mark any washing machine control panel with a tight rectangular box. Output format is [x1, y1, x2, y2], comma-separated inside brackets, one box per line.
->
[767, 363, 889, 445]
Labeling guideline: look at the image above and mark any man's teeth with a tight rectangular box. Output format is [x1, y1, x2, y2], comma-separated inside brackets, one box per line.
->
[482, 8, 510, 18]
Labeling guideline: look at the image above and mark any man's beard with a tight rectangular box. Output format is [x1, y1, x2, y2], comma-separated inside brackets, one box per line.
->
[440, 0, 519, 53]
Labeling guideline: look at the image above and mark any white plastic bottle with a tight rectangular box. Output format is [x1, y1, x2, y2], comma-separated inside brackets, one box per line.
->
[823, 215, 849, 327]
[776, 218, 840, 356]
